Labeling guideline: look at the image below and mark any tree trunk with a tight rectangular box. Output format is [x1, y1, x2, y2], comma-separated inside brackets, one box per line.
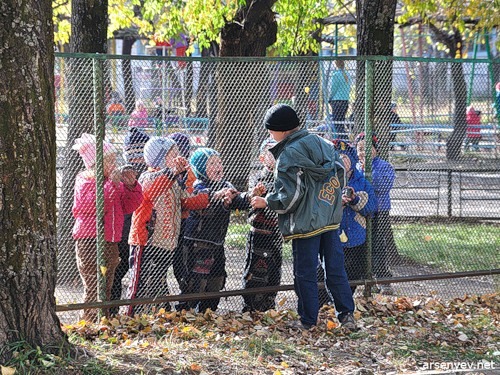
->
[446, 61, 467, 160]
[354, 0, 398, 270]
[354, 0, 397, 158]
[122, 36, 137, 114]
[0, 0, 67, 361]
[58, 0, 109, 288]
[185, 47, 194, 118]
[216, 0, 278, 189]
[197, 44, 219, 123]
[426, 26, 467, 160]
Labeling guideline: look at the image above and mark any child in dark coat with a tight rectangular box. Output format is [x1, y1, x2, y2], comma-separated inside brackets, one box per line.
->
[242, 139, 283, 312]
[183, 148, 250, 312]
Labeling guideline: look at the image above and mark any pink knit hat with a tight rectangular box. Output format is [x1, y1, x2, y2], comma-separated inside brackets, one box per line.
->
[72, 133, 114, 169]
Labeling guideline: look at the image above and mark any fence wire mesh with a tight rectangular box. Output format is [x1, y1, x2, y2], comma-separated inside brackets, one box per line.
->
[54, 54, 500, 323]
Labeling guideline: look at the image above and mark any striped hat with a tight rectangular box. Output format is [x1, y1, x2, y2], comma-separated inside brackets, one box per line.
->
[123, 127, 150, 163]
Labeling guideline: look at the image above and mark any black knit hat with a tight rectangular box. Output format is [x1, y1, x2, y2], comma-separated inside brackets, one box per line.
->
[123, 127, 150, 162]
[263, 104, 300, 131]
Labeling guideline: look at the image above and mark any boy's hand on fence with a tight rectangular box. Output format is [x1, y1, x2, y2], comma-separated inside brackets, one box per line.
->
[213, 188, 231, 207]
[212, 188, 228, 201]
[226, 188, 239, 198]
[221, 188, 239, 207]
[251, 196, 267, 209]
[251, 182, 266, 197]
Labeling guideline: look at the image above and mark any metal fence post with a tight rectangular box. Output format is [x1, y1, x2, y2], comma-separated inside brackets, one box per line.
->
[484, 33, 500, 158]
[447, 170, 452, 217]
[93, 56, 107, 315]
[364, 58, 375, 297]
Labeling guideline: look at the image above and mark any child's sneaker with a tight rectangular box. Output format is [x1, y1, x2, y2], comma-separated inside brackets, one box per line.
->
[339, 312, 357, 331]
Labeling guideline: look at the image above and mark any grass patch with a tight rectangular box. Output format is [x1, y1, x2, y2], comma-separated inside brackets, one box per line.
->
[0, 340, 114, 375]
[225, 223, 249, 248]
[393, 339, 496, 363]
[394, 223, 500, 272]
[228, 222, 499, 270]
[239, 333, 307, 358]
[229, 222, 499, 270]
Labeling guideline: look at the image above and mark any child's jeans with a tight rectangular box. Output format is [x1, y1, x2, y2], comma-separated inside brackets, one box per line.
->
[292, 229, 354, 327]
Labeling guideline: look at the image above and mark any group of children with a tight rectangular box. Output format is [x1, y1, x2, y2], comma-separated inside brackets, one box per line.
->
[71, 103, 396, 331]
[71, 126, 284, 320]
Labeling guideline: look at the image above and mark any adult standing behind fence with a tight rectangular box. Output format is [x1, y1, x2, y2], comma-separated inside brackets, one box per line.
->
[71, 134, 143, 321]
[355, 133, 396, 295]
[465, 106, 482, 151]
[328, 60, 352, 139]
[251, 104, 356, 331]
[387, 102, 402, 150]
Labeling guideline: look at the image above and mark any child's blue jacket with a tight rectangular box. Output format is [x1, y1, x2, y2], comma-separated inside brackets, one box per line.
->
[340, 169, 377, 248]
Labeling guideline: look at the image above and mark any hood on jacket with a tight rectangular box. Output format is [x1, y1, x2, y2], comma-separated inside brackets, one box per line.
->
[270, 129, 340, 181]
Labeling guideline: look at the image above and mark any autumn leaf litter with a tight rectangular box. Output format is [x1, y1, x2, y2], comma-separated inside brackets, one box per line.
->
[62, 293, 499, 374]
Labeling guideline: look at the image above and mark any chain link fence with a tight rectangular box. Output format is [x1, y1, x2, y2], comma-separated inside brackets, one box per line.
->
[54, 54, 500, 323]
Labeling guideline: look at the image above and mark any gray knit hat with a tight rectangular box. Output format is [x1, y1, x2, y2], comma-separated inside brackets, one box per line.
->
[143, 136, 177, 169]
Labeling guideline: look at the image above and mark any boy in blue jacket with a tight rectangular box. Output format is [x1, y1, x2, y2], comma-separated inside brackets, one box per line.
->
[251, 104, 356, 331]
[334, 140, 377, 293]
[318, 140, 377, 303]
[355, 133, 396, 295]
